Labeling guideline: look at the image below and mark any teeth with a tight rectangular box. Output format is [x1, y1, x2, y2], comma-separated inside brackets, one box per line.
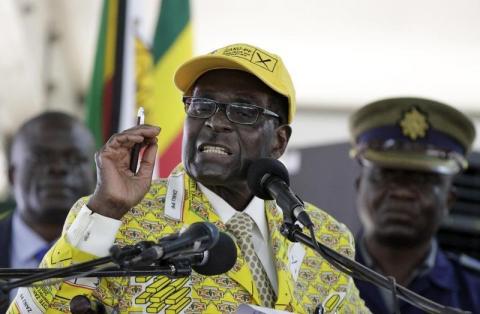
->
[202, 145, 229, 155]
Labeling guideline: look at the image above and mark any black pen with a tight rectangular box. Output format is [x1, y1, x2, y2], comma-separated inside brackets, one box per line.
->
[129, 107, 144, 174]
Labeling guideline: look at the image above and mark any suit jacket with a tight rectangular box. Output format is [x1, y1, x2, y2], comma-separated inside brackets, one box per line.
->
[9, 166, 369, 314]
[0, 213, 13, 314]
[0, 212, 12, 268]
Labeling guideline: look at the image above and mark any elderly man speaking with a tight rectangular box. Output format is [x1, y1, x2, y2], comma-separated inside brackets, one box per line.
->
[9, 44, 369, 314]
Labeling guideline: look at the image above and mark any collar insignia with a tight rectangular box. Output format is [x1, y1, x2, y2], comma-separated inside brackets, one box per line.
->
[399, 106, 429, 140]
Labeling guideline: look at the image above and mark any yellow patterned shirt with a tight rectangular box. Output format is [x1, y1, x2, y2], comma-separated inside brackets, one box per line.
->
[8, 166, 370, 314]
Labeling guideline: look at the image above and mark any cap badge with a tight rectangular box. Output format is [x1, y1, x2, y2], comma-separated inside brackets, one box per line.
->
[399, 106, 429, 140]
[252, 51, 276, 72]
[219, 45, 278, 72]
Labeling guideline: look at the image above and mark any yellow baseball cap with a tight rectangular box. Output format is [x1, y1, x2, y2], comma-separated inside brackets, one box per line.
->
[349, 97, 476, 174]
[174, 43, 296, 124]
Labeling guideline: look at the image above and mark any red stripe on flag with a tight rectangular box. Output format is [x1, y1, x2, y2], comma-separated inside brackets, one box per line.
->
[158, 130, 183, 177]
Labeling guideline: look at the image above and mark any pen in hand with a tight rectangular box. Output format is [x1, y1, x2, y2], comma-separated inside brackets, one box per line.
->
[129, 107, 145, 174]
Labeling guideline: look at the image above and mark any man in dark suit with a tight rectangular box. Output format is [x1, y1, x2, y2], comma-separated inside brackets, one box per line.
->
[350, 97, 480, 313]
[0, 111, 95, 310]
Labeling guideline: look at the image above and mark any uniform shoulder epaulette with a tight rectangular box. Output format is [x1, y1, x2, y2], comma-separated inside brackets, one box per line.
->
[448, 252, 480, 275]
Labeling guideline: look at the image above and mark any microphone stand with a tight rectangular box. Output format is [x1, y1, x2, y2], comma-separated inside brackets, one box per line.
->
[279, 221, 470, 314]
[0, 264, 191, 314]
[0, 238, 212, 313]
[0, 244, 193, 295]
[0, 266, 191, 281]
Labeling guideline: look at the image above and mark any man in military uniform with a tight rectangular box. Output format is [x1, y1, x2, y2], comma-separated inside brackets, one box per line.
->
[350, 97, 480, 313]
[9, 44, 370, 313]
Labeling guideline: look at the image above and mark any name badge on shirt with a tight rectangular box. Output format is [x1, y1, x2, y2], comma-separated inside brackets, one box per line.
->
[288, 242, 305, 281]
[165, 173, 184, 221]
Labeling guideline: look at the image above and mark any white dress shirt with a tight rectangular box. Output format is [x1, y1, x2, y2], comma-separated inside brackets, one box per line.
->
[198, 183, 278, 294]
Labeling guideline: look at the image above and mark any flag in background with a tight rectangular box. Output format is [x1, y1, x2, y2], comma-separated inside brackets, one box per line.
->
[87, 0, 192, 178]
[86, 0, 136, 149]
[86, 0, 115, 149]
[144, 0, 192, 177]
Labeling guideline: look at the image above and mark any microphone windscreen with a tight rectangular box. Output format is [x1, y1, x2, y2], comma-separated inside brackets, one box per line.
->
[180, 222, 220, 248]
[247, 158, 290, 200]
[191, 221, 220, 250]
[193, 232, 237, 276]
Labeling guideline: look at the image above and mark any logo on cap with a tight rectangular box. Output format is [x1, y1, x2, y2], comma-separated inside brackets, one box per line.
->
[251, 50, 277, 72]
[399, 106, 429, 140]
[218, 45, 278, 72]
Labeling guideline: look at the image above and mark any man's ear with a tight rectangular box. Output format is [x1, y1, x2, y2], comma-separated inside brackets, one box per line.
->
[271, 125, 292, 159]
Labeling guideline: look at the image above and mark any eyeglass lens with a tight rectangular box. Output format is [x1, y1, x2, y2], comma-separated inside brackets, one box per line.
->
[187, 99, 260, 124]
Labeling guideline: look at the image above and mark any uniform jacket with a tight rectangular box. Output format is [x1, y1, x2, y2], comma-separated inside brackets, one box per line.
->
[354, 240, 480, 314]
[9, 166, 369, 314]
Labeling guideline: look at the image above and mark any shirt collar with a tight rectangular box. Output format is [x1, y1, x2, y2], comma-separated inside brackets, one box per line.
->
[197, 183, 268, 241]
[11, 211, 49, 264]
[414, 239, 438, 277]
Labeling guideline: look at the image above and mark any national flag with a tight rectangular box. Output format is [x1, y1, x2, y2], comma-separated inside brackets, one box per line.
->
[86, 0, 192, 178]
[86, 0, 141, 149]
[144, 0, 192, 177]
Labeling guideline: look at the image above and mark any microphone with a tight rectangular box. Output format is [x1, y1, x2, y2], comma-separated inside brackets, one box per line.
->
[126, 222, 219, 266]
[247, 158, 313, 228]
[70, 233, 236, 313]
[191, 232, 237, 276]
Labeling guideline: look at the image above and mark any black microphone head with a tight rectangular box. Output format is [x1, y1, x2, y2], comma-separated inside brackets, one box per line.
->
[186, 222, 220, 251]
[193, 232, 237, 276]
[162, 222, 220, 259]
[247, 158, 290, 200]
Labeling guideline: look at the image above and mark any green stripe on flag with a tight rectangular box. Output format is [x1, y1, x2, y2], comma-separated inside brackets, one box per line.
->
[152, 0, 190, 62]
[86, 0, 109, 149]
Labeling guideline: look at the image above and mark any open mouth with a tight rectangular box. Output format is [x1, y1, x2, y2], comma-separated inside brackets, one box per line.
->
[199, 144, 232, 156]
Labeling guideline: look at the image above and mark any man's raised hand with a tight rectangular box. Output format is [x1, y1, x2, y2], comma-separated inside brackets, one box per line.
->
[87, 125, 161, 219]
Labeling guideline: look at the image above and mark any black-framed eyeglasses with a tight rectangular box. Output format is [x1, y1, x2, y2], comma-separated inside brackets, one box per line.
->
[182, 96, 280, 125]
